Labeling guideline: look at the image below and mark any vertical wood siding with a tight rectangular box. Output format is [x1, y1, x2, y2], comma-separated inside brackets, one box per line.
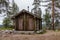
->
[19, 17, 23, 31]
[14, 12, 41, 31]
[28, 16, 34, 30]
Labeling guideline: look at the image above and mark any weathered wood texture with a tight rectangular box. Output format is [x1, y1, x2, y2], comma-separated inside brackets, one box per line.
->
[12, 9, 42, 31]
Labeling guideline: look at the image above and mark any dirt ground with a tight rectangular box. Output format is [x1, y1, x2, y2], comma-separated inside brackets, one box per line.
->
[0, 30, 60, 40]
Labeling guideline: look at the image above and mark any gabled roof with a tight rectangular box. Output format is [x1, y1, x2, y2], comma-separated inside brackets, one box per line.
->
[12, 9, 41, 19]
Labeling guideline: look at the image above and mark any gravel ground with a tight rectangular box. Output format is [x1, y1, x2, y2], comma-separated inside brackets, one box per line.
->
[0, 30, 60, 40]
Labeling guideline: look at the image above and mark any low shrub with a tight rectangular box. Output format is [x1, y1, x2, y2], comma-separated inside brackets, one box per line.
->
[21, 32, 25, 34]
[36, 30, 46, 34]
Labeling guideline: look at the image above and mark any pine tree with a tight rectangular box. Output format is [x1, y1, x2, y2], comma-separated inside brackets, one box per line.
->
[43, 9, 51, 29]
[2, 0, 19, 28]
[46, 0, 60, 29]
[0, 0, 9, 14]
[8, 0, 19, 18]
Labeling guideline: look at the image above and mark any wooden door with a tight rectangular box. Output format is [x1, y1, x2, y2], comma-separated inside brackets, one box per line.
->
[28, 18, 34, 31]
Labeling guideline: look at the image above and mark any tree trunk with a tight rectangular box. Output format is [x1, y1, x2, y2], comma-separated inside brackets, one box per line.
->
[52, 0, 55, 30]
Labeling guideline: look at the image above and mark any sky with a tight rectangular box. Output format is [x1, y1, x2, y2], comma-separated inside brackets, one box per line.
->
[0, 0, 48, 25]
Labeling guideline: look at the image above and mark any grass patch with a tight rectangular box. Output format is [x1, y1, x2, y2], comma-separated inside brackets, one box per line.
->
[54, 29, 60, 32]
[0, 27, 14, 30]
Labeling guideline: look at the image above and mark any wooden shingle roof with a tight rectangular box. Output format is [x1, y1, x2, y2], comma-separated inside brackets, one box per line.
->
[12, 9, 42, 19]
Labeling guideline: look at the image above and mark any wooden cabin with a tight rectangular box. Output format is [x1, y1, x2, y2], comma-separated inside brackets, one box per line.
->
[12, 9, 42, 31]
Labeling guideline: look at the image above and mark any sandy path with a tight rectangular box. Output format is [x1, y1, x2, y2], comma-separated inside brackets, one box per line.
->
[0, 31, 60, 40]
